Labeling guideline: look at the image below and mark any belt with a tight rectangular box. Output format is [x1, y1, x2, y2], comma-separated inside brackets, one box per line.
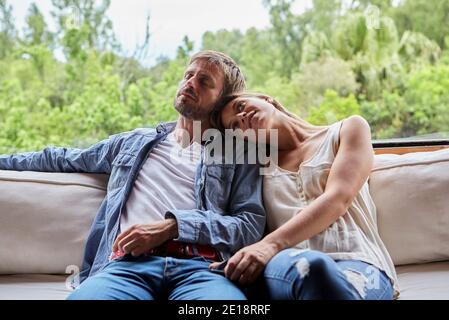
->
[147, 240, 221, 262]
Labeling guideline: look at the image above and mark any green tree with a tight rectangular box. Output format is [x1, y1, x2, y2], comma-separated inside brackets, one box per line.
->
[176, 35, 194, 60]
[296, 57, 359, 113]
[333, 13, 404, 99]
[301, 0, 343, 37]
[51, 0, 118, 60]
[23, 3, 54, 47]
[403, 64, 449, 136]
[398, 31, 441, 71]
[0, 0, 16, 59]
[263, 0, 304, 77]
[393, 0, 449, 49]
[300, 31, 334, 65]
[201, 29, 245, 63]
[307, 90, 361, 125]
[1, 0, 449, 153]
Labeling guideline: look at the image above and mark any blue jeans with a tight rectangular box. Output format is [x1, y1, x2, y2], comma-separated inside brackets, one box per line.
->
[248, 249, 394, 300]
[67, 255, 246, 300]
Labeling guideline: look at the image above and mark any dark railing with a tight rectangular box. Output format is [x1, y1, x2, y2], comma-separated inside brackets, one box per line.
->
[373, 139, 449, 149]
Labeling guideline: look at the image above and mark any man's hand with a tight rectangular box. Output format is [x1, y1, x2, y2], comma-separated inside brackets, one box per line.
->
[112, 219, 178, 257]
[209, 240, 279, 285]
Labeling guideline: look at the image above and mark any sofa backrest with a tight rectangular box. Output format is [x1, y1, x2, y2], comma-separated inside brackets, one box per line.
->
[369, 148, 449, 266]
[0, 148, 448, 274]
[0, 170, 108, 274]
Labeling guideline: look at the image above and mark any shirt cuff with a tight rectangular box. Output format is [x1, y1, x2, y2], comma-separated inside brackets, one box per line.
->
[165, 210, 199, 243]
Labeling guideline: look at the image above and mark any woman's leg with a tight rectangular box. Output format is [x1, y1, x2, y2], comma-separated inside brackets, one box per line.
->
[335, 259, 394, 300]
[262, 248, 393, 300]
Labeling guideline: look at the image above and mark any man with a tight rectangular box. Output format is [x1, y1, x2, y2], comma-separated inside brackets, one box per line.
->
[0, 51, 266, 300]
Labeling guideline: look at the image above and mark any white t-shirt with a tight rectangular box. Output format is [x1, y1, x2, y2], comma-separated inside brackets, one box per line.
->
[120, 132, 203, 232]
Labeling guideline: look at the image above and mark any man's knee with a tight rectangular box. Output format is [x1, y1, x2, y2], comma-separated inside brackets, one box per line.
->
[66, 287, 92, 300]
[66, 280, 111, 300]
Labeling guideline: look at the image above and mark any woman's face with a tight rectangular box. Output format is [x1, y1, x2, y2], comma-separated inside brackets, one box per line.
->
[220, 96, 276, 135]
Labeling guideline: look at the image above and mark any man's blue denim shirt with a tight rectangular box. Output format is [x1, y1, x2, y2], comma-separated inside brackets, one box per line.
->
[0, 122, 266, 285]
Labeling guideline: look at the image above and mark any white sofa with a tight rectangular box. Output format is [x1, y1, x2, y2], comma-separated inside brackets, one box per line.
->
[0, 148, 448, 300]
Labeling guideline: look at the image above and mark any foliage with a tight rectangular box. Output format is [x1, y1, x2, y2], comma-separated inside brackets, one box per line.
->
[295, 57, 359, 113]
[1, 0, 449, 154]
[307, 90, 361, 125]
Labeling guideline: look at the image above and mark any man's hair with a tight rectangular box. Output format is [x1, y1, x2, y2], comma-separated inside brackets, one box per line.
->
[189, 50, 246, 99]
[189, 50, 245, 127]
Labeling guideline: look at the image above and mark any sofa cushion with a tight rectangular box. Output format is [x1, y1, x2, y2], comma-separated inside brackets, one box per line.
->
[0, 170, 108, 274]
[0, 274, 72, 300]
[1, 263, 448, 300]
[369, 148, 449, 266]
[396, 261, 449, 300]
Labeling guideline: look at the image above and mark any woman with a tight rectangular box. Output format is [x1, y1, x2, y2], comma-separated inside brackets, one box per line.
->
[209, 93, 399, 300]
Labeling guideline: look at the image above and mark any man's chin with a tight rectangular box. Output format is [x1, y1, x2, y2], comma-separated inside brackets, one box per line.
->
[174, 103, 208, 122]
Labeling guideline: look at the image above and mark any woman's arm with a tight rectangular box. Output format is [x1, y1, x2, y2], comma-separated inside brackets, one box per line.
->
[212, 115, 374, 284]
[265, 115, 373, 250]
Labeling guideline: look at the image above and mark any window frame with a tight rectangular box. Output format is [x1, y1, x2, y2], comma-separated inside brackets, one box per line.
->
[373, 139, 449, 155]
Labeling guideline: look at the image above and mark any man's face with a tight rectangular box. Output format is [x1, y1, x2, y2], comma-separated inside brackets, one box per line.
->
[174, 60, 225, 121]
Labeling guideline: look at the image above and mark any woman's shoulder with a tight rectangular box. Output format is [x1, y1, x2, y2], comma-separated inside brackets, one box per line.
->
[341, 115, 370, 133]
[327, 116, 371, 153]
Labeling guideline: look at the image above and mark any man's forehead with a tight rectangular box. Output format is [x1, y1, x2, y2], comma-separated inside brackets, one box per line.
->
[187, 60, 223, 78]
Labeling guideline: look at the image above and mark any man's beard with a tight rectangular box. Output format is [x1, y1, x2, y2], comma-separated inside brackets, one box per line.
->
[174, 97, 212, 121]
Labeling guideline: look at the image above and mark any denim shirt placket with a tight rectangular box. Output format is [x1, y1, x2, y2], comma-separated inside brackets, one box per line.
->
[195, 151, 207, 210]
[107, 123, 174, 250]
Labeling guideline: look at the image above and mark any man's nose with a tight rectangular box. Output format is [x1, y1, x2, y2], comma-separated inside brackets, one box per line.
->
[185, 74, 198, 90]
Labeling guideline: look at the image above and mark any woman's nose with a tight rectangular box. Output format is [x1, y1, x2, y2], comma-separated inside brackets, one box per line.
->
[237, 112, 247, 127]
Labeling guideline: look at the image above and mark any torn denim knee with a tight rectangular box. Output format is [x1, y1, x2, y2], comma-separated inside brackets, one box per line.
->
[343, 269, 368, 299]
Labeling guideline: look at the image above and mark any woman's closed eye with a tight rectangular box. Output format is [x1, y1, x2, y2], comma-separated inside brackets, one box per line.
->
[236, 101, 246, 113]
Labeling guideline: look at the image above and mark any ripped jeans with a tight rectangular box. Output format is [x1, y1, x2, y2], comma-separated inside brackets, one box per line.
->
[248, 249, 394, 300]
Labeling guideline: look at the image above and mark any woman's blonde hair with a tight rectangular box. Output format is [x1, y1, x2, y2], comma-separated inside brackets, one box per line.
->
[211, 92, 302, 132]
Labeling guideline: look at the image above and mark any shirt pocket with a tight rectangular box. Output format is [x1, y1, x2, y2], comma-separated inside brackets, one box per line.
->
[108, 153, 137, 191]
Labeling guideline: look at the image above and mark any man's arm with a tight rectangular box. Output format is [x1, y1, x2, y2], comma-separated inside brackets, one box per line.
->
[112, 161, 266, 256]
[0, 135, 119, 174]
[165, 162, 266, 254]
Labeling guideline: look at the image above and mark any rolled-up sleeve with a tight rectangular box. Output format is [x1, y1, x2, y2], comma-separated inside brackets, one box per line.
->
[166, 162, 266, 254]
[0, 135, 120, 173]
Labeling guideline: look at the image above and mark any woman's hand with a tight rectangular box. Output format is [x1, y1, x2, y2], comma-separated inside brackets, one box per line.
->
[209, 240, 279, 285]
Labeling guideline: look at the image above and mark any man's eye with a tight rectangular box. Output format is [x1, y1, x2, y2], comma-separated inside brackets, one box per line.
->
[200, 78, 210, 86]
